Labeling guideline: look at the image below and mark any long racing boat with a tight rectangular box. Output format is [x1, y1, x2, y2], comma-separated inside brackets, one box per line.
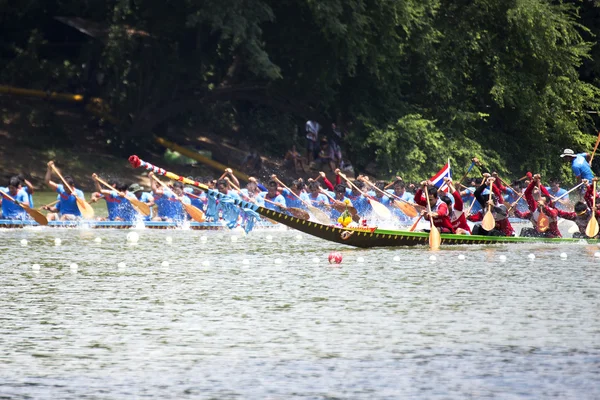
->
[0, 219, 278, 230]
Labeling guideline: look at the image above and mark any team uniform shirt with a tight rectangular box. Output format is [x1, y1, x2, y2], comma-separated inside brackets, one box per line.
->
[184, 188, 207, 211]
[138, 192, 155, 220]
[346, 189, 372, 216]
[571, 153, 594, 181]
[468, 182, 514, 236]
[258, 191, 286, 211]
[307, 192, 330, 211]
[56, 184, 84, 217]
[154, 189, 191, 221]
[449, 190, 471, 233]
[414, 188, 454, 233]
[0, 187, 29, 219]
[329, 196, 353, 221]
[21, 187, 34, 208]
[240, 188, 265, 207]
[280, 188, 308, 209]
[103, 191, 138, 221]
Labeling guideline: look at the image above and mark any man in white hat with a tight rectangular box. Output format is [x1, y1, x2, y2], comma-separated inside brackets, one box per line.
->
[561, 148, 594, 184]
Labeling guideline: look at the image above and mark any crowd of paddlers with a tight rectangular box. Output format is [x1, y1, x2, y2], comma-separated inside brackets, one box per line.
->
[0, 149, 598, 239]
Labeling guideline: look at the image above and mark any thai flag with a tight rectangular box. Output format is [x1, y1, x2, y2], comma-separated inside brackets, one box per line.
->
[430, 159, 452, 192]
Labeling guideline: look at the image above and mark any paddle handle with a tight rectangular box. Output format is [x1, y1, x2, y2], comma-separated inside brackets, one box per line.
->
[150, 174, 182, 201]
[38, 199, 59, 210]
[94, 175, 123, 195]
[273, 176, 311, 207]
[590, 131, 600, 166]
[50, 164, 76, 194]
[409, 214, 423, 232]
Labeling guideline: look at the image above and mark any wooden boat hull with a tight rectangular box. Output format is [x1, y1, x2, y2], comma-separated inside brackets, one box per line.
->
[247, 205, 600, 248]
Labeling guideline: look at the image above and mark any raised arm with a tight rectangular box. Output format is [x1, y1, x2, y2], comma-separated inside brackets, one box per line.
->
[45, 161, 59, 191]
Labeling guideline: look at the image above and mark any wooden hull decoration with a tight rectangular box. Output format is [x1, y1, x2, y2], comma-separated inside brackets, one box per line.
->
[250, 206, 600, 248]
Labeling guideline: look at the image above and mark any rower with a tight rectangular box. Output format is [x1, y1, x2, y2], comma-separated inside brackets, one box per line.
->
[468, 176, 514, 236]
[555, 200, 600, 238]
[306, 181, 329, 211]
[44, 161, 85, 221]
[0, 176, 30, 220]
[277, 178, 308, 209]
[149, 172, 191, 222]
[92, 175, 138, 221]
[514, 174, 560, 238]
[257, 180, 287, 211]
[129, 183, 154, 220]
[442, 177, 471, 234]
[345, 180, 371, 216]
[329, 184, 353, 221]
[183, 176, 207, 212]
[414, 180, 454, 233]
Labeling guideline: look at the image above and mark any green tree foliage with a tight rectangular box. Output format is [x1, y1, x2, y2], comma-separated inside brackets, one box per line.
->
[1, 0, 599, 181]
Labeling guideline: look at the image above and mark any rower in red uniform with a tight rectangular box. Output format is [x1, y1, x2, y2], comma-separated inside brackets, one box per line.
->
[468, 175, 514, 236]
[414, 180, 455, 233]
[441, 177, 471, 234]
[514, 174, 561, 238]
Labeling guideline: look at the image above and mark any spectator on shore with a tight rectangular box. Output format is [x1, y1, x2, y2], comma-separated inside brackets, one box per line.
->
[284, 145, 307, 173]
[310, 138, 336, 172]
[241, 149, 262, 174]
[305, 120, 321, 163]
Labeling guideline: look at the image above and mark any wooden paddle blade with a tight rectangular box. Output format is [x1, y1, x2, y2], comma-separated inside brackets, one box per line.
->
[308, 205, 331, 224]
[182, 203, 206, 222]
[368, 198, 392, 219]
[127, 197, 151, 216]
[22, 204, 48, 225]
[288, 207, 310, 221]
[409, 215, 423, 232]
[537, 211, 550, 232]
[482, 209, 495, 231]
[429, 225, 441, 250]
[586, 216, 599, 237]
[76, 197, 95, 219]
[392, 200, 418, 218]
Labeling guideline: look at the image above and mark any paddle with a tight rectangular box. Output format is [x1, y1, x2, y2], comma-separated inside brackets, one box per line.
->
[272, 176, 331, 224]
[586, 180, 599, 237]
[149, 174, 206, 223]
[338, 172, 392, 220]
[37, 199, 59, 210]
[49, 162, 94, 219]
[589, 131, 600, 166]
[359, 177, 418, 218]
[424, 185, 441, 250]
[409, 215, 423, 232]
[481, 180, 496, 231]
[93, 175, 151, 216]
[225, 177, 310, 221]
[319, 188, 359, 220]
[0, 190, 48, 225]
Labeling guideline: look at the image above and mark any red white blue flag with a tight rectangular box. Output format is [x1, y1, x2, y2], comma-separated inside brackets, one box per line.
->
[430, 159, 452, 192]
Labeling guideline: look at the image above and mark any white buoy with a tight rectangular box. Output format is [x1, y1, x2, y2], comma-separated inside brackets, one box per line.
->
[231, 236, 238, 242]
[200, 236, 207, 242]
[274, 258, 282, 264]
[528, 253, 536, 260]
[20, 239, 28, 247]
[458, 254, 465, 261]
[266, 235, 273, 242]
[117, 262, 126, 270]
[242, 259, 250, 265]
[70, 263, 78, 273]
[357, 256, 365, 263]
[595, 252, 600, 258]
[202, 260, 210, 267]
[499, 255, 507, 262]
[161, 261, 169, 267]
[126, 232, 139, 243]
[295, 235, 302, 241]
[429, 255, 437, 262]
[32, 264, 40, 272]
[94, 237, 102, 244]
[54, 238, 62, 246]
[312, 257, 320, 264]
[393, 256, 401, 262]
[165, 236, 173, 244]
[560, 252, 568, 259]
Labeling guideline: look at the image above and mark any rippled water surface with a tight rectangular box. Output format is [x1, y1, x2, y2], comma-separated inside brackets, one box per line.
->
[1, 226, 600, 399]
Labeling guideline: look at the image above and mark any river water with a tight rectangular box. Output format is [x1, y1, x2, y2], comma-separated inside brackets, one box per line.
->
[1, 226, 599, 399]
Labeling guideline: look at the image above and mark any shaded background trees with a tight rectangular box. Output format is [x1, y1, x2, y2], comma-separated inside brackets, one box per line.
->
[1, 0, 600, 182]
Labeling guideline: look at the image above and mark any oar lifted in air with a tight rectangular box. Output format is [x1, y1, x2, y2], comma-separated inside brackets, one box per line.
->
[47, 161, 94, 219]
[272, 176, 331, 224]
